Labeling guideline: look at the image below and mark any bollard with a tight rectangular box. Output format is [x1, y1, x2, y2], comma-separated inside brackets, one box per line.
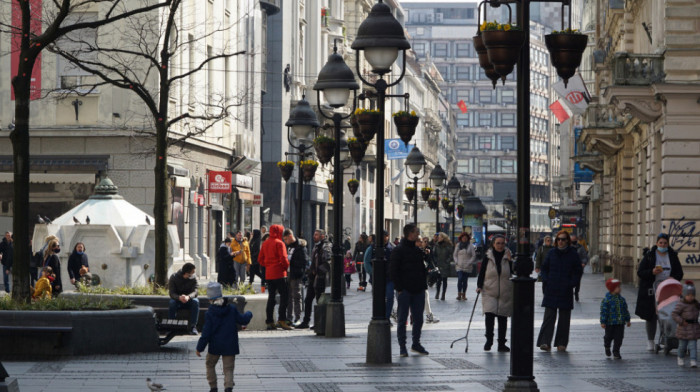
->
[314, 293, 330, 336]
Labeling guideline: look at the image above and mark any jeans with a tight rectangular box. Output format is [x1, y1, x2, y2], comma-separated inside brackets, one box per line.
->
[603, 324, 625, 353]
[233, 262, 247, 285]
[678, 339, 697, 361]
[206, 354, 235, 389]
[286, 277, 303, 322]
[386, 281, 395, 319]
[537, 307, 572, 348]
[435, 277, 447, 299]
[266, 278, 289, 324]
[3, 268, 10, 293]
[457, 271, 468, 294]
[396, 290, 425, 348]
[356, 263, 366, 284]
[168, 298, 200, 327]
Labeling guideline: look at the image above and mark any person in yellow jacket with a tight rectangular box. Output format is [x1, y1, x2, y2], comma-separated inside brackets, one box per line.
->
[32, 266, 54, 300]
[230, 231, 251, 286]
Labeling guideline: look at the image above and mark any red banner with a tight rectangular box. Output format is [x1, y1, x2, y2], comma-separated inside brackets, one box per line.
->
[11, 0, 43, 101]
[549, 100, 570, 124]
[457, 100, 468, 114]
[208, 171, 232, 193]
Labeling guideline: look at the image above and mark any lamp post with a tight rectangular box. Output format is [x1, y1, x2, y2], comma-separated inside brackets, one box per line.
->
[503, 193, 516, 240]
[285, 96, 320, 238]
[446, 175, 461, 241]
[313, 43, 359, 338]
[404, 147, 427, 224]
[352, 0, 411, 364]
[429, 164, 447, 234]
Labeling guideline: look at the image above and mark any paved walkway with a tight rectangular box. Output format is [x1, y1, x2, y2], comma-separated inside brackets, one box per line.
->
[3, 271, 698, 391]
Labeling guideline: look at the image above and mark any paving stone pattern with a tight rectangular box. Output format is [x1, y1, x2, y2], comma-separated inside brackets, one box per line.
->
[2, 272, 699, 391]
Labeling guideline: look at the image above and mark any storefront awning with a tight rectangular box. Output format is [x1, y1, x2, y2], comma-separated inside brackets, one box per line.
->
[236, 187, 255, 201]
[0, 172, 96, 184]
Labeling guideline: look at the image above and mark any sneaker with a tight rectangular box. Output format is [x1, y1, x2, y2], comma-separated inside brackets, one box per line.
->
[605, 347, 611, 357]
[557, 346, 567, 352]
[497, 343, 510, 353]
[539, 344, 551, 352]
[266, 323, 277, 330]
[613, 351, 621, 359]
[224, 388, 233, 392]
[391, 310, 398, 321]
[426, 313, 434, 323]
[294, 321, 310, 329]
[399, 346, 408, 357]
[411, 344, 429, 355]
[678, 357, 685, 367]
[210, 388, 218, 392]
[647, 340, 655, 352]
[691, 360, 697, 368]
[276, 320, 293, 330]
[189, 327, 199, 335]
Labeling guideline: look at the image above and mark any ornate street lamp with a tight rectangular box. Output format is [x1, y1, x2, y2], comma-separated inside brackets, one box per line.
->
[462, 186, 488, 247]
[503, 192, 516, 240]
[429, 164, 447, 234]
[313, 42, 359, 338]
[285, 95, 320, 238]
[404, 147, 427, 224]
[352, 0, 411, 364]
[446, 175, 461, 241]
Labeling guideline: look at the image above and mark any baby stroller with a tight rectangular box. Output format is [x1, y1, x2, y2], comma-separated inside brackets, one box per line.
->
[654, 278, 683, 355]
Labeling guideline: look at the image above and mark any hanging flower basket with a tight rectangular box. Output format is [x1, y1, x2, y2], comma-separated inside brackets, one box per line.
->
[299, 160, 318, 182]
[457, 204, 464, 218]
[420, 187, 433, 202]
[446, 203, 455, 214]
[354, 108, 382, 142]
[314, 135, 336, 165]
[392, 111, 419, 147]
[350, 114, 362, 140]
[326, 179, 334, 197]
[441, 197, 451, 210]
[277, 161, 295, 182]
[347, 179, 359, 195]
[545, 30, 587, 87]
[481, 21, 525, 80]
[404, 187, 416, 202]
[348, 137, 367, 165]
[428, 198, 438, 210]
[473, 34, 503, 88]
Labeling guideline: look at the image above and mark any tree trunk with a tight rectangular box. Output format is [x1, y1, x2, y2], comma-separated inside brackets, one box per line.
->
[153, 119, 168, 287]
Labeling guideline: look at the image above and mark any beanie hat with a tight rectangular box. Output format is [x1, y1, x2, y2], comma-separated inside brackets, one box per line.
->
[207, 281, 223, 300]
[605, 278, 621, 293]
[682, 280, 696, 297]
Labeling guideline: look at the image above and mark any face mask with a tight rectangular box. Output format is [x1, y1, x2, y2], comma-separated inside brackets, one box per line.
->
[54, 248, 61, 254]
[657, 247, 668, 253]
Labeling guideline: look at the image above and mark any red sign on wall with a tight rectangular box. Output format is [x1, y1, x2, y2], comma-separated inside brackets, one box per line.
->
[11, 0, 43, 101]
[208, 171, 232, 193]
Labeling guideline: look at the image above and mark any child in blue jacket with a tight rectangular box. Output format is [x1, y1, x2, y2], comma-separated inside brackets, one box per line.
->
[600, 278, 631, 359]
[197, 282, 253, 392]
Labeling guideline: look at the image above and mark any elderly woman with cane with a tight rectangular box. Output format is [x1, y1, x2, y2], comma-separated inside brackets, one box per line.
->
[476, 235, 514, 352]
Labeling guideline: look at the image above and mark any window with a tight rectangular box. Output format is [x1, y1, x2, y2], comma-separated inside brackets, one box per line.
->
[433, 42, 448, 57]
[478, 136, 492, 149]
[467, 8, 475, 19]
[500, 159, 515, 174]
[414, 42, 426, 56]
[459, 158, 473, 173]
[478, 89, 492, 103]
[500, 89, 515, 104]
[478, 112, 493, 127]
[456, 113, 470, 127]
[500, 135, 515, 150]
[478, 159, 492, 173]
[456, 43, 471, 57]
[456, 89, 470, 102]
[436, 64, 449, 79]
[456, 66, 471, 80]
[500, 112, 515, 127]
[57, 13, 98, 91]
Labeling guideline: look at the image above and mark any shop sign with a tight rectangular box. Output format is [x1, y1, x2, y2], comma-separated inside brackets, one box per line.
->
[252, 194, 263, 206]
[208, 171, 232, 193]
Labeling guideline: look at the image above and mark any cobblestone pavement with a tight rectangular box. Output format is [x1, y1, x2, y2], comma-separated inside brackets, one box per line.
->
[3, 271, 699, 391]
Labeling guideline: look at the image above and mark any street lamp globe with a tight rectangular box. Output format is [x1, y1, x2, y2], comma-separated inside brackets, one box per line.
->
[404, 146, 427, 176]
[429, 164, 447, 188]
[339, 132, 351, 163]
[446, 175, 461, 198]
[313, 45, 359, 108]
[285, 95, 319, 141]
[351, 0, 410, 75]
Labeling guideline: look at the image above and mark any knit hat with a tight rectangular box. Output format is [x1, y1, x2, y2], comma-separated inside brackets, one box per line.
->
[682, 280, 696, 297]
[207, 281, 223, 300]
[605, 278, 621, 293]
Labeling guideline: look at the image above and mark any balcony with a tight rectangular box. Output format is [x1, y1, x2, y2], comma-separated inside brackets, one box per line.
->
[612, 53, 665, 86]
[583, 104, 624, 129]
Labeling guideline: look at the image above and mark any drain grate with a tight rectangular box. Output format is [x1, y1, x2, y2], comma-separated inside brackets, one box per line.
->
[345, 362, 402, 367]
[376, 385, 454, 391]
[282, 360, 320, 372]
[299, 382, 342, 392]
[430, 358, 482, 370]
[28, 363, 66, 373]
[585, 378, 652, 392]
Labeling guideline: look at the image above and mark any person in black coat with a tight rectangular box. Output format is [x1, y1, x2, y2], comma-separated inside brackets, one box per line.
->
[42, 238, 63, 296]
[248, 229, 264, 286]
[390, 223, 429, 356]
[67, 242, 89, 286]
[217, 238, 235, 286]
[0, 232, 13, 293]
[283, 229, 308, 324]
[635, 233, 684, 351]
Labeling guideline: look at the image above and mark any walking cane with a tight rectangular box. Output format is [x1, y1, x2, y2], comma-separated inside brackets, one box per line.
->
[450, 291, 480, 353]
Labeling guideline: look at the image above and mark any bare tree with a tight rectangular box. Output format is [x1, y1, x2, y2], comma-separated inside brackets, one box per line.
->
[49, 0, 250, 286]
[0, 0, 171, 302]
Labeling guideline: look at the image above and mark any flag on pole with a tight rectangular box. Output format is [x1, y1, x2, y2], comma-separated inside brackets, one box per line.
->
[549, 100, 571, 123]
[552, 74, 590, 115]
[457, 100, 468, 114]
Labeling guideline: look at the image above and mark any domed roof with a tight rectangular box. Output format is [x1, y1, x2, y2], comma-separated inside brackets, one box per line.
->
[51, 177, 154, 227]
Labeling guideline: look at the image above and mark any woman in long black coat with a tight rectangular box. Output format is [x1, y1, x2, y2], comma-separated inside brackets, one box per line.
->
[635, 233, 683, 351]
[43, 239, 63, 296]
[67, 242, 89, 286]
[216, 238, 236, 286]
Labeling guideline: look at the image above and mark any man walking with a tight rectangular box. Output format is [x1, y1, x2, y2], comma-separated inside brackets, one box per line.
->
[283, 228, 308, 324]
[391, 223, 429, 357]
[168, 262, 200, 335]
[0, 232, 13, 293]
[571, 234, 588, 302]
[297, 229, 331, 329]
[258, 224, 292, 330]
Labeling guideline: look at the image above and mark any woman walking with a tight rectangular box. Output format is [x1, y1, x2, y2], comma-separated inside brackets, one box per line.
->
[453, 232, 476, 301]
[536, 230, 583, 352]
[635, 233, 684, 351]
[433, 232, 453, 301]
[476, 235, 514, 352]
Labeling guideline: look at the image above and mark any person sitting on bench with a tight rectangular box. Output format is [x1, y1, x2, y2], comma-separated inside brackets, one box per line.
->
[169, 262, 200, 335]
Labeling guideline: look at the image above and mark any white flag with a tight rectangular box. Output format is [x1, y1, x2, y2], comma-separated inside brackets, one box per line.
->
[552, 74, 590, 115]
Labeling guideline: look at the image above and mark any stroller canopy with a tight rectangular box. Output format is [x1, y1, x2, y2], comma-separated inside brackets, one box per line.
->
[656, 278, 683, 306]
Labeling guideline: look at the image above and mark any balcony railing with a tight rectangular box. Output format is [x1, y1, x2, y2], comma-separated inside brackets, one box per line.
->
[584, 104, 624, 129]
[612, 53, 665, 86]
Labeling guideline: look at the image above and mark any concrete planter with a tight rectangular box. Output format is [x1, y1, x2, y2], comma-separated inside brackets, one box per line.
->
[0, 306, 159, 358]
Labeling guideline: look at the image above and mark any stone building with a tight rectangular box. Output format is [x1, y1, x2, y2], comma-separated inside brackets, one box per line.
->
[578, 0, 700, 281]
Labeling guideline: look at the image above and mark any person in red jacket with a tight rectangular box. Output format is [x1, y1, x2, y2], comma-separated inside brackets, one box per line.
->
[258, 224, 293, 330]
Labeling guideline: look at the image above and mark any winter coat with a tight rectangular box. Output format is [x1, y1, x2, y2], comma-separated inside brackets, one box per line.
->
[168, 270, 198, 300]
[453, 242, 476, 272]
[635, 246, 683, 321]
[364, 242, 394, 282]
[32, 277, 52, 299]
[249, 230, 261, 265]
[67, 251, 89, 281]
[230, 239, 251, 265]
[216, 244, 235, 285]
[353, 241, 368, 264]
[309, 239, 332, 288]
[477, 248, 514, 317]
[540, 246, 583, 310]
[43, 254, 62, 295]
[671, 300, 700, 340]
[287, 239, 308, 280]
[390, 238, 427, 294]
[344, 258, 356, 274]
[535, 245, 553, 271]
[433, 241, 453, 278]
[258, 225, 289, 281]
[0, 239, 13, 269]
[600, 292, 631, 326]
[196, 303, 253, 355]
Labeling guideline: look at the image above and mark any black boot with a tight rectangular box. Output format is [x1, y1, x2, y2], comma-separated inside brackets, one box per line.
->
[484, 313, 495, 351]
[484, 335, 493, 351]
[441, 280, 447, 301]
[435, 281, 441, 299]
[497, 339, 511, 352]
